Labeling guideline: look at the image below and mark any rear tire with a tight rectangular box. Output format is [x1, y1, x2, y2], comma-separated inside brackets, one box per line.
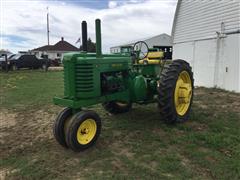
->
[158, 59, 194, 123]
[53, 108, 72, 148]
[65, 111, 101, 152]
[102, 101, 132, 114]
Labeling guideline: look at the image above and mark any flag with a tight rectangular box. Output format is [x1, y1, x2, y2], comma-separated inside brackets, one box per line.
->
[75, 38, 81, 44]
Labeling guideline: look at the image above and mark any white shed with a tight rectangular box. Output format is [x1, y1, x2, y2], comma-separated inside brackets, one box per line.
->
[172, 0, 240, 92]
[110, 33, 172, 55]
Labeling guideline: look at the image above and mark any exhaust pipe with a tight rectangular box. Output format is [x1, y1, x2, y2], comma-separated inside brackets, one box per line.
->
[81, 21, 88, 52]
[95, 19, 102, 57]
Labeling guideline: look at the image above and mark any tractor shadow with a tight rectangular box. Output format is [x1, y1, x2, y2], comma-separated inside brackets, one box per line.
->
[98, 104, 172, 131]
[90, 103, 200, 153]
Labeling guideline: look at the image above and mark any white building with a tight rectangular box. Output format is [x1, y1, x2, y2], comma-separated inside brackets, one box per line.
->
[32, 37, 79, 60]
[110, 33, 172, 58]
[172, 0, 240, 92]
[0, 49, 12, 56]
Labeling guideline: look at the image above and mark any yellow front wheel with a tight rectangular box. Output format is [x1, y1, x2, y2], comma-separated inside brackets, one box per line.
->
[76, 119, 97, 145]
[158, 59, 194, 123]
[65, 111, 101, 152]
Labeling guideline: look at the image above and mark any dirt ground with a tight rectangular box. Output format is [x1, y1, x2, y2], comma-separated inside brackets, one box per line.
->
[0, 105, 60, 179]
[0, 71, 240, 179]
[194, 87, 240, 115]
[0, 106, 59, 156]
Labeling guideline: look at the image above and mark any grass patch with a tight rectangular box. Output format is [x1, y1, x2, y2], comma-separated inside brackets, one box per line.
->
[0, 70, 63, 110]
[0, 70, 240, 179]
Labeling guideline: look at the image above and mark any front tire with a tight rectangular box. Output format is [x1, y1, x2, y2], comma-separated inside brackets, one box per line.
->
[102, 101, 132, 114]
[65, 111, 101, 152]
[158, 59, 194, 123]
[53, 108, 72, 148]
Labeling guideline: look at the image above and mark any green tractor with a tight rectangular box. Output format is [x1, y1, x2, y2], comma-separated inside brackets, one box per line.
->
[53, 19, 194, 152]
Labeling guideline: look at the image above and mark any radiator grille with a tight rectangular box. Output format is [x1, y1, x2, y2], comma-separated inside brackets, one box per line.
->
[63, 68, 69, 96]
[75, 64, 94, 93]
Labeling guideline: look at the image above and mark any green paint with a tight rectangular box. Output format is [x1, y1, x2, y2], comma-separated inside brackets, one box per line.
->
[53, 51, 162, 110]
[53, 19, 164, 111]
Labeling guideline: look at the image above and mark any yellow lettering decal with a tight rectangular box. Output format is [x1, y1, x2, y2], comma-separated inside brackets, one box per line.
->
[111, 64, 123, 67]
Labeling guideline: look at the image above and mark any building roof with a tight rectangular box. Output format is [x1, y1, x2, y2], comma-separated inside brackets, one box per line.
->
[32, 37, 79, 52]
[171, 0, 181, 39]
[111, 33, 172, 49]
[33, 45, 53, 51]
[171, 0, 240, 43]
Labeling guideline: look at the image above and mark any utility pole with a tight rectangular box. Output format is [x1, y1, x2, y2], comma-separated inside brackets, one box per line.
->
[47, 7, 50, 45]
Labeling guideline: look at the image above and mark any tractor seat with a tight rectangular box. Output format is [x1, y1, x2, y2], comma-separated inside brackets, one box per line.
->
[139, 51, 164, 64]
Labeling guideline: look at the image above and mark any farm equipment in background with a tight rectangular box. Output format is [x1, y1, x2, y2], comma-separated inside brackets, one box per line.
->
[112, 46, 132, 55]
[120, 46, 132, 55]
[53, 19, 194, 152]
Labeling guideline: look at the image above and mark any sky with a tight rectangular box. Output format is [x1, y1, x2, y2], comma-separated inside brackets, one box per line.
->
[0, 0, 177, 53]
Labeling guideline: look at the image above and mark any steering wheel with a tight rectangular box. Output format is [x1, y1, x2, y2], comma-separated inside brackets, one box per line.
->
[133, 41, 149, 61]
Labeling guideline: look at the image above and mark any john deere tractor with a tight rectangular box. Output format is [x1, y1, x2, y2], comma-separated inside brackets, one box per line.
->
[53, 19, 194, 152]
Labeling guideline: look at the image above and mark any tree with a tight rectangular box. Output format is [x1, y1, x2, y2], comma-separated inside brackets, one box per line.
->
[80, 38, 96, 52]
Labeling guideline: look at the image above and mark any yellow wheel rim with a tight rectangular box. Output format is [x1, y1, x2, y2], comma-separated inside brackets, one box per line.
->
[174, 71, 192, 116]
[77, 119, 97, 145]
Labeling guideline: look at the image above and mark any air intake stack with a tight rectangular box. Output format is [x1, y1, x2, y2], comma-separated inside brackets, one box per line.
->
[81, 21, 88, 52]
[95, 19, 102, 57]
